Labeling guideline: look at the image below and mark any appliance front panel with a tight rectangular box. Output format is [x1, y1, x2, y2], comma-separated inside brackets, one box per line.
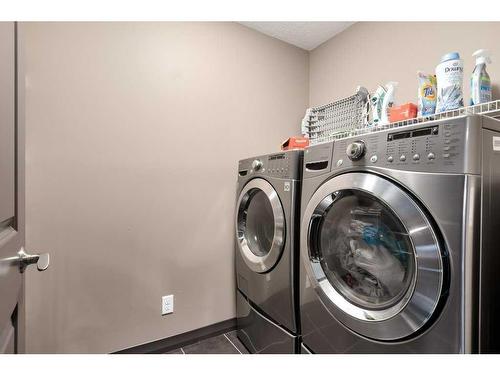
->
[301, 172, 446, 341]
[300, 168, 474, 353]
[235, 176, 299, 333]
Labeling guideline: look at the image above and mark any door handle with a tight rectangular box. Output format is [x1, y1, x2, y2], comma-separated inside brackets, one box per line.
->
[17, 247, 50, 273]
[308, 214, 323, 262]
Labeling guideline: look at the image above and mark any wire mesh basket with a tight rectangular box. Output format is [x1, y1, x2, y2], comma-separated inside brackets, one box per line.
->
[330, 99, 500, 141]
[302, 87, 370, 145]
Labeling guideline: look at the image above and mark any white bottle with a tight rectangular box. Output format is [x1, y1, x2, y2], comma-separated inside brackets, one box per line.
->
[436, 52, 464, 113]
[381, 82, 398, 124]
[471, 49, 492, 105]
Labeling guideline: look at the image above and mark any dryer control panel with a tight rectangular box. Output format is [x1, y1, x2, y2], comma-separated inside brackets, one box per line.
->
[238, 150, 303, 180]
[331, 116, 482, 174]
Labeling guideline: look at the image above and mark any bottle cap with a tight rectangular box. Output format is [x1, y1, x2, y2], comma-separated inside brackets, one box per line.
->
[441, 52, 461, 63]
[473, 49, 492, 65]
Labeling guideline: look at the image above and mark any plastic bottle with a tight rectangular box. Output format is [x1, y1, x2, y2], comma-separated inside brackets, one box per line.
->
[436, 52, 464, 113]
[470, 49, 492, 105]
[381, 82, 398, 124]
[370, 85, 386, 125]
[417, 72, 437, 116]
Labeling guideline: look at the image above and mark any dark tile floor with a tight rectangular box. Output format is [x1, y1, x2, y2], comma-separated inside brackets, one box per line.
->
[165, 330, 249, 354]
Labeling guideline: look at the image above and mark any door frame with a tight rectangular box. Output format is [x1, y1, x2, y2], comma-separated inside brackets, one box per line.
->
[0, 21, 26, 355]
[15, 22, 26, 354]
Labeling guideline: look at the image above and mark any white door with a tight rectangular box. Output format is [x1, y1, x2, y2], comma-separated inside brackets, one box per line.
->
[0, 22, 49, 354]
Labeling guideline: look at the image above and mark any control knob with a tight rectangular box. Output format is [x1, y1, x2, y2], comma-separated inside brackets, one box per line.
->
[346, 141, 366, 161]
[252, 159, 263, 171]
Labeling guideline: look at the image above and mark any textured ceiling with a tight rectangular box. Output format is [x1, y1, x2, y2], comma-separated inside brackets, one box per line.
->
[239, 22, 354, 51]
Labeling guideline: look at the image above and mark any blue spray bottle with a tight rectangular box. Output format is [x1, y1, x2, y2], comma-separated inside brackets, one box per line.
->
[471, 49, 492, 105]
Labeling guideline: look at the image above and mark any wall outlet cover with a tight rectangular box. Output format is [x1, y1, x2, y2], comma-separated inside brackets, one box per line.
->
[162, 295, 174, 315]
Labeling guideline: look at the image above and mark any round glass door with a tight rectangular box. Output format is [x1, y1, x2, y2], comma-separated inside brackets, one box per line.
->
[301, 173, 445, 341]
[316, 189, 416, 311]
[236, 178, 285, 273]
[243, 190, 275, 257]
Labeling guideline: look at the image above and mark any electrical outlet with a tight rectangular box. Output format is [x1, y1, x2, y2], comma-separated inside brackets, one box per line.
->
[162, 295, 174, 315]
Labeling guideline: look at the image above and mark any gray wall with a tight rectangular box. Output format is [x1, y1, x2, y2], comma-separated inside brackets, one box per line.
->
[23, 22, 308, 353]
[24, 20, 500, 354]
[309, 22, 500, 107]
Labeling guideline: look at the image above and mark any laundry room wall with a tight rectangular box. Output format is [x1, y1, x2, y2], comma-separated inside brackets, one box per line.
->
[309, 22, 500, 107]
[22, 22, 308, 353]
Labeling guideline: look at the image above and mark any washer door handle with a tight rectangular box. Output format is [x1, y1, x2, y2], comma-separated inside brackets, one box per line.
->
[308, 215, 323, 262]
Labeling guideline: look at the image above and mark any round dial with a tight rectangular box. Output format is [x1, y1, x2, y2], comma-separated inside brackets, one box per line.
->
[346, 141, 366, 161]
[252, 159, 263, 171]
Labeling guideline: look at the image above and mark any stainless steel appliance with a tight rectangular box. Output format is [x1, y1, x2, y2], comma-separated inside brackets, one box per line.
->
[300, 114, 500, 353]
[235, 150, 303, 353]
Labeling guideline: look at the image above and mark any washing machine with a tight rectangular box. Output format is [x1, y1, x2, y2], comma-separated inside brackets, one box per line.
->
[235, 150, 303, 353]
[300, 114, 500, 353]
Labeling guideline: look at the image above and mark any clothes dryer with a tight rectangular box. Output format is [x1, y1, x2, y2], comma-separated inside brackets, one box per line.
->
[235, 150, 303, 353]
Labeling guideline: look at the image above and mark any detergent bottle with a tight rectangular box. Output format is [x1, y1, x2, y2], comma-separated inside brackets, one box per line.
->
[436, 52, 464, 113]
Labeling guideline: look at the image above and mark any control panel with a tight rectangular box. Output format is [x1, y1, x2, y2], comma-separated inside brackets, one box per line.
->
[238, 150, 302, 180]
[331, 116, 480, 174]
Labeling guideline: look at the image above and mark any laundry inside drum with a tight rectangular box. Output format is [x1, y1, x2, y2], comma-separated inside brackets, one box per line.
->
[318, 190, 416, 310]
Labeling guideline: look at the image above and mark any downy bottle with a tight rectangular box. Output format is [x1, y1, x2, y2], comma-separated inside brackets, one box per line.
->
[436, 52, 464, 113]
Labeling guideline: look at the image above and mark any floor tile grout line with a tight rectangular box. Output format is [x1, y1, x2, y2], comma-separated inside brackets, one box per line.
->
[180, 347, 185, 354]
[224, 333, 242, 354]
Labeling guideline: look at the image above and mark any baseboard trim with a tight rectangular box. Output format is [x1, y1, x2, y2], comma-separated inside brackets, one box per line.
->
[114, 318, 237, 354]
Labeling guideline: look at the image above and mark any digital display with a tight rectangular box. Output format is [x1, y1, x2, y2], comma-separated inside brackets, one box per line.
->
[387, 126, 438, 141]
[388, 132, 410, 141]
[412, 128, 433, 137]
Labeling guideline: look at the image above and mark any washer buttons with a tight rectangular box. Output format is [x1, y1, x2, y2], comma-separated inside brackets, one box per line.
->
[444, 146, 450, 151]
[336, 159, 343, 167]
[387, 156, 394, 163]
[370, 155, 378, 163]
[443, 153, 450, 158]
[400, 154, 406, 162]
[413, 153, 420, 161]
[427, 152, 436, 160]
[445, 139, 451, 144]
[445, 131, 451, 137]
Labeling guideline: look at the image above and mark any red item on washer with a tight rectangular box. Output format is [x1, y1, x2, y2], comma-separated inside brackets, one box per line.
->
[389, 103, 418, 122]
[281, 136, 309, 150]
